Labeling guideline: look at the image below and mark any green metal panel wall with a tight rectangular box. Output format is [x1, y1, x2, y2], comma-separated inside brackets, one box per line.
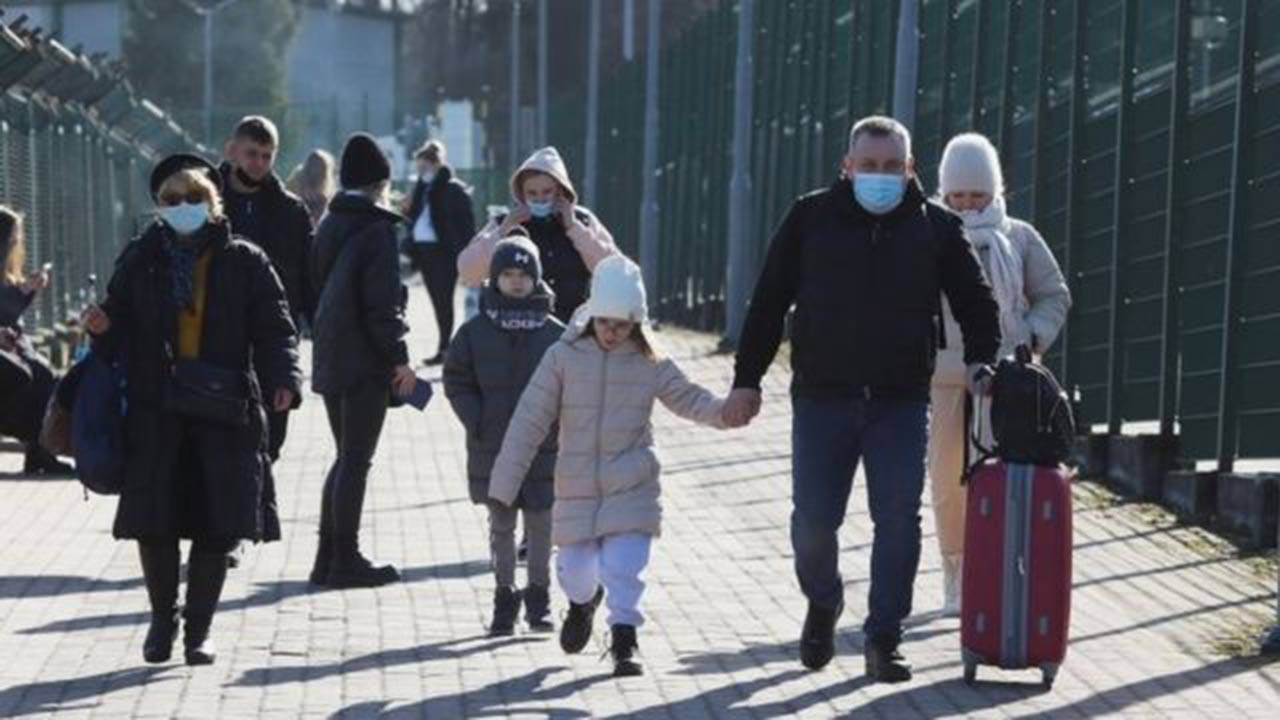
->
[542, 0, 1279, 468]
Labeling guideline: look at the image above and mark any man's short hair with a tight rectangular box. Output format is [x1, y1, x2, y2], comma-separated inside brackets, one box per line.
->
[848, 116, 912, 158]
[233, 115, 279, 147]
[414, 140, 446, 163]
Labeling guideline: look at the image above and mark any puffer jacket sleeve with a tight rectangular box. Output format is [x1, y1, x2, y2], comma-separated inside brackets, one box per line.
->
[247, 249, 303, 404]
[656, 358, 728, 429]
[1015, 221, 1072, 354]
[489, 343, 564, 506]
[442, 323, 482, 436]
[457, 218, 503, 287]
[360, 226, 411, 367]
[566, 207, 617, 272]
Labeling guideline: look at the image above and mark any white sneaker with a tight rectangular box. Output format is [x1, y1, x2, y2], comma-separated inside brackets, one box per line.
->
[942, 554, 962, 617]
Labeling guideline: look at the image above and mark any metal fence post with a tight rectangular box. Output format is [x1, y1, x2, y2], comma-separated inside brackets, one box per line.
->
[1158, 0, 1192, 440]
[1214, 0, 1259, 473]
[723, 0, 754, 347]
[892, 0, 918, 131]
[1105, 0, 1138, 436]
[583, 0, 601, 206]
[638, 0, 662, 306]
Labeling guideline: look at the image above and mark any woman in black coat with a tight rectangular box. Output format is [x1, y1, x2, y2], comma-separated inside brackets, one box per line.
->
[308, 133, 416, 589]
[0, 205, 72, 474]
[82, 154, 301, 667]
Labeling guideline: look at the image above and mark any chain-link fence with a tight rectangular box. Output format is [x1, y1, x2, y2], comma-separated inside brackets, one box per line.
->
[1, 21, 202, 342]
[545, 0, 1280, 471]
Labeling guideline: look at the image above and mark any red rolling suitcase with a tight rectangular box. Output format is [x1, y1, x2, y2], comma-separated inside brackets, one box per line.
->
[960, 460, 1072, 688]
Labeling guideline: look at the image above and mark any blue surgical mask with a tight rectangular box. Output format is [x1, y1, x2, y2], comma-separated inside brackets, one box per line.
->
[853, 173, 906, 215]
[527, 200, 554, 219]
[159, 202, 209, 235]
[420, 170, 436, 184]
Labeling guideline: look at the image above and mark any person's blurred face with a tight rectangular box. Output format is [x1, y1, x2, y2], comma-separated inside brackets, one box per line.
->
[231, 138, 275, 181]
[592, 317, 635, 352]
[416, 158, 439, 179]
[497, 268, 534, 298]
[521, 173, 561, 205]
[945, 191, 993, 212]
[842, 133, 913, 178]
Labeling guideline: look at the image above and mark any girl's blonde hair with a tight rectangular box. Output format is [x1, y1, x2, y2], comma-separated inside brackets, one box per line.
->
[288, 149, 336, 199]
[581, 319, 658, 360]
[156, 168, 224, 220]
[1, 206, 25, 285]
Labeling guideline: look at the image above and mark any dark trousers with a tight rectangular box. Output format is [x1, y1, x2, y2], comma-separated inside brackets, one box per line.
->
[411, 243, 457, 355]
[320, 382, 389, 538]
[790, 394, 929, 644]
[0, 348, 54, 444]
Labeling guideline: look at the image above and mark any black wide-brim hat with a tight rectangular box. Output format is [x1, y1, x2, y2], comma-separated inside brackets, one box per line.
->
[149, 153, 223, 201]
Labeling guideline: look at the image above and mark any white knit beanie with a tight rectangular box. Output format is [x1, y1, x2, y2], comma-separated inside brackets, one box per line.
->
[583, 255, 648, 323]
[939, 133, 1004, 197]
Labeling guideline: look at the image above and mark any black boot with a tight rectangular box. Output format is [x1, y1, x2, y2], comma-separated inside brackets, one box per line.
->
[309, 533, 332, 586]
[183, 551, 229, 666]
[523, 584, 554, 633]
[609, 624, 643, 677]
[864, 635, 912, 683]
[23, 445, 74, 476]
[326, 535, 399, 589]
[559, 587, 603, 654]
[489, 586, 522, 637]
[799, 600, 843, 670]
[138, 541, 180, 664]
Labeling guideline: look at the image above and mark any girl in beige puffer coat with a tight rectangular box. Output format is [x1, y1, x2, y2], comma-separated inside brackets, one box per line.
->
[489, 255, 729, 677]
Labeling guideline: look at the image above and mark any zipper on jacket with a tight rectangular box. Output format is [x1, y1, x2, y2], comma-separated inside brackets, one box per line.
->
[591, 348, 608, 538]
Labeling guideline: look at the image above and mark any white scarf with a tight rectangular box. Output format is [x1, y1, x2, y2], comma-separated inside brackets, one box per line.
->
[961, 196, 1027, 350]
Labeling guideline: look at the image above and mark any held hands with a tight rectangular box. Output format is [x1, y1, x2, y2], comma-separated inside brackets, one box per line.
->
[391, 364, 417, 398]
[81, 305, 111, 336]
[722, 388, 762, 428]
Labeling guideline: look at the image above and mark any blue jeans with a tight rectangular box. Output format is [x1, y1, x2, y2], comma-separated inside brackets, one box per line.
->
[791, 394, 929, 643]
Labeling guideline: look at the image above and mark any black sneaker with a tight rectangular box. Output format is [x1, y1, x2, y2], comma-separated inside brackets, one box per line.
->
[489, 586, 522, 637]
[326, 536, 400, 589]
[864, 636, 912, 683]
[799, 601, 843, 670]
[523, 584, 554, 633]
[560, 587, 603, 654]
[608, 624, 643, 677]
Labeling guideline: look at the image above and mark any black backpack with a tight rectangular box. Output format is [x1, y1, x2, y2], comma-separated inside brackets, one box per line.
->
[969, 345, 1076, 470]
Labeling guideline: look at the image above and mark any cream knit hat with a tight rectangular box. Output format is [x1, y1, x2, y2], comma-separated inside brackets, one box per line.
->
[938, 133, 1004, 197]
[583, 255, 648, 324]
[510, 146, 578, 204]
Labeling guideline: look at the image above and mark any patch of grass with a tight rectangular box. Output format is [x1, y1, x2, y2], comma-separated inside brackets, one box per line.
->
[1208, 615, 1277, 658]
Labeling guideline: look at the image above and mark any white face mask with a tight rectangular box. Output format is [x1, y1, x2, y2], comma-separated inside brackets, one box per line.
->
[159, 202, 209, 235]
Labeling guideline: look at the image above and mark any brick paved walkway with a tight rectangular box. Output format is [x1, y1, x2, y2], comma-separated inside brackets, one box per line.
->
[1, 287, 1277, 718]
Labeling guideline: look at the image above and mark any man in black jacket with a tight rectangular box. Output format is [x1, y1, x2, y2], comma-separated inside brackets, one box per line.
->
[403, 140, 476, 366]
[724, 116, 1001, 682]
[221, 115, 315, 464]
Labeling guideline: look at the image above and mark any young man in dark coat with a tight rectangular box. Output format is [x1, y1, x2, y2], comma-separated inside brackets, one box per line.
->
[309, 133, 417, 589]
[82, 153, 302, 667]
[221, 115, 315, 464]
[443, 229, 562, 636]
[403, 140, 476, 366]
[724, 116, 1002, 683]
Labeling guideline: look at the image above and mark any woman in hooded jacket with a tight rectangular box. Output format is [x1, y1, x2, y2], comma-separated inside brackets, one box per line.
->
[457, 146, 616, 325]
[928, 133, 1072, 616]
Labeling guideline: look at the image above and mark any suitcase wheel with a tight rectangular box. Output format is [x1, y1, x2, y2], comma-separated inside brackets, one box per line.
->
[1041, 664, 1058, 689]
[963, 662, 977, 686]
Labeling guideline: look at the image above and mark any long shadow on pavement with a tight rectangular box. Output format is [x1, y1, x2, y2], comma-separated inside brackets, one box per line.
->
[235, 635, 538, 687]
[0, 666, 170, 717]
[16, 561, 488, 635]
[331, 666, 611, 719]
[0, 574, 143, 599]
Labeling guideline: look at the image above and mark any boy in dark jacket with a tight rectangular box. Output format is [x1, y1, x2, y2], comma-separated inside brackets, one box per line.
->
[444, 229, 563, 636]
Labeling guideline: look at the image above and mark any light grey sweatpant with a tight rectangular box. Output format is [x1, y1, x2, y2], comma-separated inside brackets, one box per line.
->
[487, 502, 552, 589]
